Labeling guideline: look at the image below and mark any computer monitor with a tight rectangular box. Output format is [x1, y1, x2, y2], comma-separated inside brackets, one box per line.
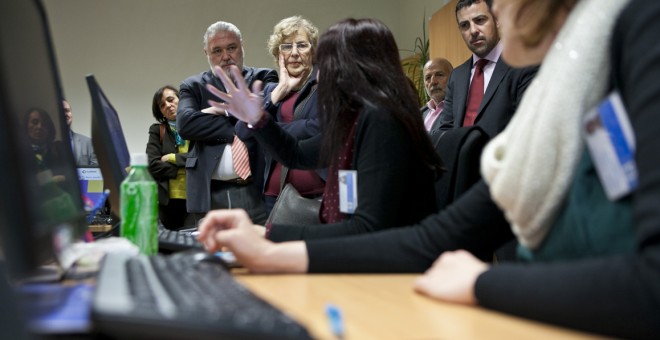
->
[0, 0, 87, 281]
[77, 167, 104, 211]
[87, 74, 131, 218]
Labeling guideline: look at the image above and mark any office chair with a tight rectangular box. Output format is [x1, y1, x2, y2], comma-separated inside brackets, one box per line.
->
[431, 125, 490, 210]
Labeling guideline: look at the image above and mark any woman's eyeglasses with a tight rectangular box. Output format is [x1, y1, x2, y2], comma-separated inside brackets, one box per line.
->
[279, 42, 311, 54]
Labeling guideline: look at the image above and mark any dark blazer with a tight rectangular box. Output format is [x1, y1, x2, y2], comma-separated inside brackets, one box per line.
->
[236, 67, 326, 193]
[254, 102, 438, 241]
[71, 131, 97, 166]
[434, 57, 537, 139]
[420, 105, 444, 132]
[176, 67, 278, 213]
[146, 123, 188, 206]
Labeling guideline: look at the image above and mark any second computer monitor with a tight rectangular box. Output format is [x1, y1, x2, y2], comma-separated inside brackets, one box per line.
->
[87, 74, 131, 218]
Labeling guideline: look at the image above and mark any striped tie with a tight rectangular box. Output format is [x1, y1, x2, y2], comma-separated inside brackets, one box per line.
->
[231, 135, 251, 180]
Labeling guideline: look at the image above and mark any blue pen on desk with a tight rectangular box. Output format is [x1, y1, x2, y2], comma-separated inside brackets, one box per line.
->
[325, 303, 345, 339]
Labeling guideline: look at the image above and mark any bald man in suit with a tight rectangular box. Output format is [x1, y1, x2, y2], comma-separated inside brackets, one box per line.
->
[421, 58, 453, 132]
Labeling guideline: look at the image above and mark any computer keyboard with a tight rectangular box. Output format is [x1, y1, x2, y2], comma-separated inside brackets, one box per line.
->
[157, 225, 203, 252]
[92, 251, 311, 339]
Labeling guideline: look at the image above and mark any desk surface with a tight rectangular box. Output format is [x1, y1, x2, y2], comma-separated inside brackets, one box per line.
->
[237, 274, 603, 340]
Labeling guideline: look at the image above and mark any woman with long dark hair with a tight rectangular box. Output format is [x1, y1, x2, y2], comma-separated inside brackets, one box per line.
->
[207, 18, 443, 241]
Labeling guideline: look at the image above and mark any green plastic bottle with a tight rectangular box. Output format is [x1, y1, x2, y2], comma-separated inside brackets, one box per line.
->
[120, 153, 158, 255]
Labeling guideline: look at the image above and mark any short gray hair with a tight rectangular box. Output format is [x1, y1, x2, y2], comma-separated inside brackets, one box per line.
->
[203, 21, 242, 48]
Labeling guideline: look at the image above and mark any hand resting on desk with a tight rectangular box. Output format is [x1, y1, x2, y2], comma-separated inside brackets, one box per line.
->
[413, 250, 489, 305]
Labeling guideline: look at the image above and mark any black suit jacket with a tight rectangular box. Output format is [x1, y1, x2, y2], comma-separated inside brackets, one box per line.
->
[176, 67, 278, 213]
[434, 57, 538, 139]
[420, 105, 444, 132]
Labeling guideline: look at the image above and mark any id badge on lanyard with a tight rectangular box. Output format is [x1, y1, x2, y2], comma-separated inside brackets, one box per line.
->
[582, 91, 637, 201]
[338, 170, 358, 214]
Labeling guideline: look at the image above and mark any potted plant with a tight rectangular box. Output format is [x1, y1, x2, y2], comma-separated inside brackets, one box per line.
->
[401, 13, 430, 105]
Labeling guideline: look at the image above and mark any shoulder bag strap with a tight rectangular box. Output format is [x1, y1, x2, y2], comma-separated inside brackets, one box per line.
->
[159, 123, 166, 145]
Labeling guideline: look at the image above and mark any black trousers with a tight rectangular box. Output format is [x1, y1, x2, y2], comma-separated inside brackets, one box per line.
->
[193, 180, 267, 225]
[159, 198, 195, 230]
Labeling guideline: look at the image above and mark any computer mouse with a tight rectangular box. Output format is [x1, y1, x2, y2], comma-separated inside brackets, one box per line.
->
[189, 250, 240, 270]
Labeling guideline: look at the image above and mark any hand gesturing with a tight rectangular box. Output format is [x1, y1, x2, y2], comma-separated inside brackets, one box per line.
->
[206, 65, 265, 125]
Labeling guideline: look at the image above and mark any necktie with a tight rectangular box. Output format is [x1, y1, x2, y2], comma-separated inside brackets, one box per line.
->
[463, 58, 489, 127]
[231, 135, 251, 180]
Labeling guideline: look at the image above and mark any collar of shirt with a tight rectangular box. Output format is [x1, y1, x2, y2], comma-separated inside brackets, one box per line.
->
[427, 99, 445, 112]
[470, 41, 503, 90]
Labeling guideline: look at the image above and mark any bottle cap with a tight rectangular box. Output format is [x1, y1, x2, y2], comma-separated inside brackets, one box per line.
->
[130, 153, 148, 166]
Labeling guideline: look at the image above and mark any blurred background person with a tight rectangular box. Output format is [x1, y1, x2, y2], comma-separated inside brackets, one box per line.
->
[62, 99, 97, 166]
[421, 58, 453, 132]
[25, 108, 66, 172]
[146, 85, 193, 230]
[237, 16, 324, 215]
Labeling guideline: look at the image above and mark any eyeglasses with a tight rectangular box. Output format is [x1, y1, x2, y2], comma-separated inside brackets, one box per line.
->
[279, 42, 311, 54]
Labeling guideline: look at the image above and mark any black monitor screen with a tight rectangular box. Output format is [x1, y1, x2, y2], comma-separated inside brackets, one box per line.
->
[0, 0, 87, 280]
[87, 74, 130, 218]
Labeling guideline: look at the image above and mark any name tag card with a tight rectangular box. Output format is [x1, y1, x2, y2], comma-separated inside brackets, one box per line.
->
[582, 91, 637, 201]
[338, 170, 358, 214]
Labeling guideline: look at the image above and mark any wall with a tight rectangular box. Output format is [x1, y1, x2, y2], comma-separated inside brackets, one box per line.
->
[429, 0, 471, 67]
[42, 0, 451, 154]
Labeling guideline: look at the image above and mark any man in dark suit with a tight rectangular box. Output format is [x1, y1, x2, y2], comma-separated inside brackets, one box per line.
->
[421, 57, 453, 132]
[62, 99, 97, 166]
[433, 0, 537, 139]
[177, 21, 278, 224]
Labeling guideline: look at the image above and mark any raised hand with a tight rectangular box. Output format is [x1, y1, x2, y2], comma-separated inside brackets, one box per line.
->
[270, 54, 305, 104]
[206, 65, 265, 125]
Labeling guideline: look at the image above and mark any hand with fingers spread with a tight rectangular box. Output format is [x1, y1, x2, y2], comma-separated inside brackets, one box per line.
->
[206, 65, 266, 126]
[197, 209, 309, 273]
[413, 250, 489, 305]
